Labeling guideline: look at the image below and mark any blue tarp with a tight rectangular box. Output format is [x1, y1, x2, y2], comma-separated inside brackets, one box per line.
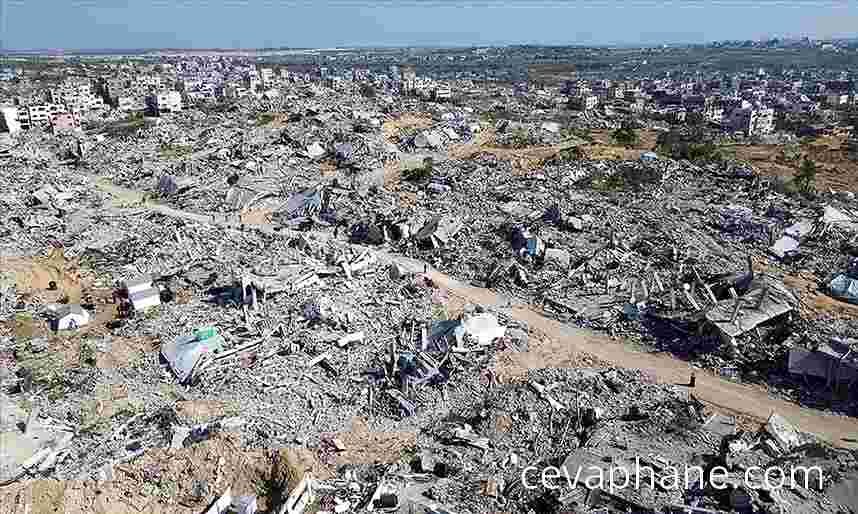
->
[161, 327, 224, 383]
[830, 274, 858, 305]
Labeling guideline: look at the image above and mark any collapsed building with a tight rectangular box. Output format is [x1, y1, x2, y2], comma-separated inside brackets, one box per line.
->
[1, 79, 858, 514]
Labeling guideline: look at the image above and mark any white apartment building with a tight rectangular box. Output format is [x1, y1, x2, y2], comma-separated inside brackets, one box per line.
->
[28, 103, 66, 126]
[728, 104, 775, 136]
[748, 106, 775, 136]
[244, 76, 260, 93]
[16, 107, 30, 130]
[146, 91, 182, 114]
[607, 85, 625, 99]
[138, 74, 163, 90]
[48, 82, 93, 103]
[571, 95, 598, 111]
[48, 81, 104, 113]
[27, 104, 50, 125]
[704, 103, 724, 123]
[224, 84, 250, 99]
[434, 86, 452, 101]
[0, 106, 22, 134]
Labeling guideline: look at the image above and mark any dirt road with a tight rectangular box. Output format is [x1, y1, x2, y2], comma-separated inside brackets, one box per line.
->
[421, 267, 858, 450]
[88, 175, 858, 449]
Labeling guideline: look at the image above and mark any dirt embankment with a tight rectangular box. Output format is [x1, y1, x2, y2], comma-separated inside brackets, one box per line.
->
[2, 249, 85, 304]
[0, 438, 317, 514]
[448, 127, 659, 173]
[732, 136, 858, 191]
[381, 114, 434, 143]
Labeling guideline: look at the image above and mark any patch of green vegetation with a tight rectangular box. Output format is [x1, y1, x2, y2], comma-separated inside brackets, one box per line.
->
[142, 305, 162, 319]
[499, 127, 538, 149]
[780, 143, 802, 162]
[104, 116, 147, 138]
[794, 157, 817, 193]
[656, 141, 734, 162]
[591, 172, 627, 192]
[79, 401, 111, 435]
[430, 303, 448, 321]
[14, 313, 38, 339]
[559, 146, 584, 161]
[159, 143, 194, 160]
[400, 126, 420, 139]
[256, 113, 276, 126]
[399, 444, 419, 464]
[479, 112, 497, 124]
[78, 341, 96, 367]
[588, 164, 663, 192]
[158, 481, 179, 502]
[542, 145, 585, 166]
[611, 123, 639, 148]
[114, 402, 141, 419]
[16, 348, 64, 387]
[402, 156, 434, 182]
[304, 498, 322, 514]
[561, 126, 592, 142]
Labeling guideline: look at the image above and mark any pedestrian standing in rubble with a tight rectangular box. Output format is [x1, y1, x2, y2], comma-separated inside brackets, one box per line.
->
[689, 372, 696, 388]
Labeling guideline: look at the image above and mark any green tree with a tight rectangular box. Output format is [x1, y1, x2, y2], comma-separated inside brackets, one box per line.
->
[794, 158, 817, 193]
[612, 123, 639, 148]
[781, 143, 801, 163]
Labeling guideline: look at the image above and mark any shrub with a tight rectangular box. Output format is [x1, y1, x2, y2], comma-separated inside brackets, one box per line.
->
[611, 123, 639, 148]
[402, 157, 433, 182]
[794, 158, 817, 193]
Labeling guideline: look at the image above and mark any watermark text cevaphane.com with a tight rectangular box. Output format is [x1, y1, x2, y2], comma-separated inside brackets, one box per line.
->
[521, 458, 824, 493]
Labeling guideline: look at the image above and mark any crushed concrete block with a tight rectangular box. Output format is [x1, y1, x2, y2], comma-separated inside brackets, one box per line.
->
[544, 248, 571, 268]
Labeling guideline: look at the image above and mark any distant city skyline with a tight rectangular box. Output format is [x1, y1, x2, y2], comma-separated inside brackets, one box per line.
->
[1, 0, 857, 50]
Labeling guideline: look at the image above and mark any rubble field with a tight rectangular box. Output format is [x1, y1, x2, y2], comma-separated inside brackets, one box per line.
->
[2, 89, 858, 514]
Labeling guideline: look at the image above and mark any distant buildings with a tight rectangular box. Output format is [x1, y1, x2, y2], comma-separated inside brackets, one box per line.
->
[0, 66, 18, 81]
[826, 94, 849, 107]
[570, 95, 598, 111]
[727, 103, 775, 136]
[400, 66, 417, 93]
[434, 86, 452, 101]
[259, 67, 275, 85]
[222, 84, 250, 100]
[48, 80, 104, 113]
[244, 75, 260, 93]
[704, 99, 724, 124]
[145, 91, 183, 115]
[50, 112, 82, 134]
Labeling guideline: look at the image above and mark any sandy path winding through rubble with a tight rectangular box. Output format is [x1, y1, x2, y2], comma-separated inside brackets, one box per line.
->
[88, 175, 858, 449]
[419, 269, 858, 450]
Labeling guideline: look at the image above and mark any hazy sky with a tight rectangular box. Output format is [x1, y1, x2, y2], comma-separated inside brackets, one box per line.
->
[3, 0, 858, 49]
